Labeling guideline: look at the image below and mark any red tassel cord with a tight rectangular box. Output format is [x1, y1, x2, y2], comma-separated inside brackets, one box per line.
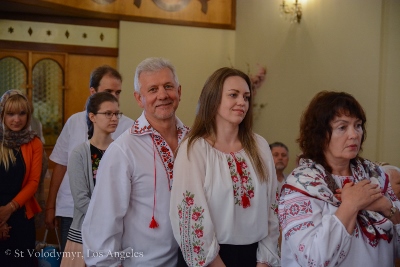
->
[149, 216, 159, 228]
[149, 134, 159, 229]
[242, 194, 251, 208]
[235, 158, 243, 177]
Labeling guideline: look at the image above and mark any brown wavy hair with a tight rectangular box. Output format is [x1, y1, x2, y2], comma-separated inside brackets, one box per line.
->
[297, 91, 367, 173]
[186, 67, 268, 182]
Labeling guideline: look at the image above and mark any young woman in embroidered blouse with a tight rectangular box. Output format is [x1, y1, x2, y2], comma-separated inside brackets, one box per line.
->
[0, 90, 43, 266]
[170, 67, 281, 267]
[61, 92, 120, 267]
[279, 91, 400, 267]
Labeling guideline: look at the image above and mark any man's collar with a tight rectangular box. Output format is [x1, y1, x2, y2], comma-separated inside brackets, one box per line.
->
[130, 111, 189, 136]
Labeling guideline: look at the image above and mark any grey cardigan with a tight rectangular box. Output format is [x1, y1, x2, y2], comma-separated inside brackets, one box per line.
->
[67, 141, 95, 242]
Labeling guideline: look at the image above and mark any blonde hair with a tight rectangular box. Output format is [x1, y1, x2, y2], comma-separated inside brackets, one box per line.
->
[1, 94, 31, 170]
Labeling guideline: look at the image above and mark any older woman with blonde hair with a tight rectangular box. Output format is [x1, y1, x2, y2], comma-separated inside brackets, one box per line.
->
[0, 90, 43, 266]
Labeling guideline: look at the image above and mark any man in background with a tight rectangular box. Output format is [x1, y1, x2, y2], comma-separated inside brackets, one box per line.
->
[269, 141, 289, 196]
[45, 65, 134, 252]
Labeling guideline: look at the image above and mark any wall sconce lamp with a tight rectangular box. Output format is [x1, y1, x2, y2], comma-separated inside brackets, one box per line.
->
[280, 0, 302, 23]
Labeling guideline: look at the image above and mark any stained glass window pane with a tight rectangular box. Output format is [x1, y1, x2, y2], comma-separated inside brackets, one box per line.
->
[32, 59, 63, 146]
[0, 57, 27, 96]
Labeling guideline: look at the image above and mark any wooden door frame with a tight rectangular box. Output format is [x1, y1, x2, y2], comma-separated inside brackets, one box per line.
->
[0, 50, 67, 104]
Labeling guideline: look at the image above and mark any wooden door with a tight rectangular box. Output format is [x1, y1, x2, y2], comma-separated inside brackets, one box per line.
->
[0, 50, 66, 144]
[64, 54, 117, 120]
[0, 49, 117, 165]
[0, 49, 117, 244]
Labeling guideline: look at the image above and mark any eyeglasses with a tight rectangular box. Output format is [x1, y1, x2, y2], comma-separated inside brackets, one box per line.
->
[96, 112, 123, 119]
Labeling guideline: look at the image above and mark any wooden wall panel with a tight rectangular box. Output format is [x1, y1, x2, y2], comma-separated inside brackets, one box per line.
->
[65, 54, 117, 121]
[7, 0, 235, 29]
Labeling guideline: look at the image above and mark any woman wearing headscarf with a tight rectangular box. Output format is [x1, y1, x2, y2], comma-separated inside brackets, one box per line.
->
[0, 90, 43, 266]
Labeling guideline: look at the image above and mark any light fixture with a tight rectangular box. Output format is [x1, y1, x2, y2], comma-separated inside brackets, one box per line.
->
[280, 0, 302, 24]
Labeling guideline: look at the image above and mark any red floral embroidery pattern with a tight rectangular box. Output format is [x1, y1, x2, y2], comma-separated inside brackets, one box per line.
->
[284, 221, 314, 241]
[279, 195, 312, 230]
[387, 183, 398, 202]
[132, 121, 152, 134]
[177, 126, 190, 141]
[339, 250, 347, 260]
[152, 134, 174, 189]
[353, 225, 359, 238]
[227, 154, 255, 208]
[178, 191, 206, 267]
[333, 174, 393, 247]
[91, 153, 101, 180]
[339, 176, 354, 187]
[132, 119, 189, 190]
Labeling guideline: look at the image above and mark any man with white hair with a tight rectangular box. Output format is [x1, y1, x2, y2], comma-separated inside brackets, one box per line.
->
[82, 57, 189, 267]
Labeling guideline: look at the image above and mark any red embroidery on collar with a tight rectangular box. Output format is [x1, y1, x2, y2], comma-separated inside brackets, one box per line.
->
[229, 153, 254, 208]
[152, 134, 174, 189]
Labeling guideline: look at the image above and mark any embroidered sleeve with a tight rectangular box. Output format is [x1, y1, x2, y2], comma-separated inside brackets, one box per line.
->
[383, 169, 400, 259]
[170, 140, 219, 267]
[256, 139, 281, 266]
[278, 185, 352, 266]
[395, 223, 400, 259]
[390, 193, 400, 259]
[82, 143, 132, 267]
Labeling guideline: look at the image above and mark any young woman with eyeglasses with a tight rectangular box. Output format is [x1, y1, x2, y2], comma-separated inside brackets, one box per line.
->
[61, 92, 120, 267]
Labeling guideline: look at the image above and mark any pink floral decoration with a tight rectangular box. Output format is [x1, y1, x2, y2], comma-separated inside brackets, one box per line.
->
[249, 65, 267, 95]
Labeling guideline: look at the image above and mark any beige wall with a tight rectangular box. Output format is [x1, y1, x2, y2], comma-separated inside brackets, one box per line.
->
[378, 0, 400, 167]
[117, 21, 235, 127]
[117, 0, 399, 172]
[235, 0, 400, 171]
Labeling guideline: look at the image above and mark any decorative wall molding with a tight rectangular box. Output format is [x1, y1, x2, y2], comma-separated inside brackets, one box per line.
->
[2, 0, 235, 29]
[0, 19, 118, 48]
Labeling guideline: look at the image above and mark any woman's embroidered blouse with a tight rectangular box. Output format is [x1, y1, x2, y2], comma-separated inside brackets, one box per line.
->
[170, 135, 281, 267]
[279, 159, 400, 266]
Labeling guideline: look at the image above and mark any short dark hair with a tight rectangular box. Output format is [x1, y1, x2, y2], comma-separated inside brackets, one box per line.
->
[86, 92, 119, 139]
[269, 142, 289, 152]
[297, 91, 366, 172]
[89, 65, 122, 91]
